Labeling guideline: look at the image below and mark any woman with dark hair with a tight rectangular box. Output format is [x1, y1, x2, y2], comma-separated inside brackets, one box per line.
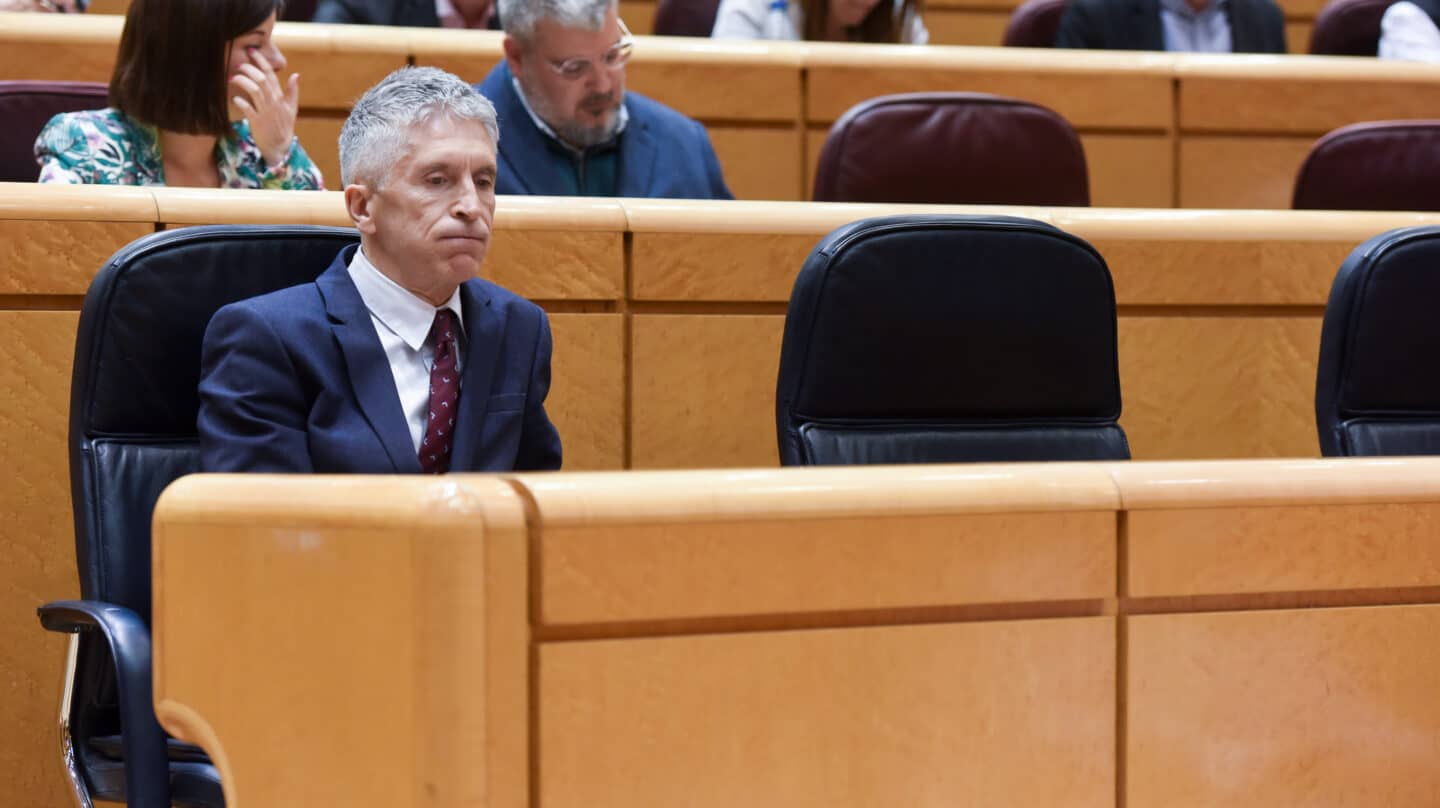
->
[35, 0, 323, 188]
[711, 0, 927, 43]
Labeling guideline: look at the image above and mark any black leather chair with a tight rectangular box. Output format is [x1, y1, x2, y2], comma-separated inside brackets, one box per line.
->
[37, 225, 360, 807]
[1003, 0, 1068, 46]
[1316, 226, 1440, 456]
[0, 80, 108, 182]
[776, 215, 1129, 465]
[1293, 121, 1440, 211]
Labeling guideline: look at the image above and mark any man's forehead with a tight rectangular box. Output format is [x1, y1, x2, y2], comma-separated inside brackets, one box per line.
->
[395, 117, 496, 164]
[531, 13, 617, 54]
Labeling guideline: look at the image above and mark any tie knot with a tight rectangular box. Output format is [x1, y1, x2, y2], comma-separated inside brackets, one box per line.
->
[429, 308, 459, 346]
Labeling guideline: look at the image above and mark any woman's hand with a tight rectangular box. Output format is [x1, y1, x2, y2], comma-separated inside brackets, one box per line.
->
[230, 48, 300, 170]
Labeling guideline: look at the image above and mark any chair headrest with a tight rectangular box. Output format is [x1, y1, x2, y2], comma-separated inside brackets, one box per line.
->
[1308, 0, 1391, 55]
[0, 80, 108, 182]
[1294, 120, 1440, 211]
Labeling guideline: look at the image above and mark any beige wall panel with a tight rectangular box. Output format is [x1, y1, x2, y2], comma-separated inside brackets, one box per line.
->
[545, 314, 625, 471]
[630, 314, 782, 468]
[1081, 133, 1174, 208]
[293, 115, 344, 189]
[1117, 316, 1321, 460]
[488, 231, 624, 300]
[1128, 503, 1440, 597]
[626, 62, 801, 123]
[0, 311, 80, 808]
[539, 511, 1115, 624]
[1096, 240, 1347, 305]
[707, 126, 804, 201]
[632, 231, 812, 301]
[1178, 135, 1313, 209]
[925, 9, 1012, 46]
[807, 67, 1172, 129]
[541, 618, 1116, 807]
[1179, 76, 1440, 134]
[0, 220, 151, 296]
[1128, 606, 1440, 807]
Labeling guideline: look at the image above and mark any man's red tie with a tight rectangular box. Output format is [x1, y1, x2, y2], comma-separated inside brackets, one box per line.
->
[420, 309, 460, 474]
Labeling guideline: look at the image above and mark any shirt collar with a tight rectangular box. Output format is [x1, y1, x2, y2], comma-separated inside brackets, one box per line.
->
[510, 76, 629, 157]
[347, 246, 464, 352]
[1158, 0, 1227, 18]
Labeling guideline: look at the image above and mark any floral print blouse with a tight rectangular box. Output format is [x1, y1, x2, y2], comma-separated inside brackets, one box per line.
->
[34, 108, 324, 190]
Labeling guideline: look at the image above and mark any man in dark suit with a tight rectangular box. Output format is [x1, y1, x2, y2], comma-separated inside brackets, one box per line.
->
[476, 0, 733, 198]
[1055, 0, 1287, 53]
[312, 0, 498, 28]
[198, 66, 562, 474]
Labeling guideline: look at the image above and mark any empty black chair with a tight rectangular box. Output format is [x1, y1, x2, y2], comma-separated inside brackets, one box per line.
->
[776, 214, 1128, 465]
[37, 225, 360, 807]
[0, 80, 108, 182]
[1316, 226, 1440, 456]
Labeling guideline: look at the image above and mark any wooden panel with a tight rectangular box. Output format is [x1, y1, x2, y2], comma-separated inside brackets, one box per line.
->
[153, 475, 530, 808]
[0, 220, 152, 296]
[273, 23, 411, 110]
[627, 58, 801, 123]
[1178, 135, 1314, 209]
[1081, 133, 1173, 208]
[707, 126, 804, 201]
[1286, 21, 1312, 54]
[539, 511, 1115, 624]
[1178, 68, 1440, 134]
[1128, 606, 1440, 807]
[619, 0, 655, 33]
[405, 29, 505, 83]
[806, 127, 827, 199]
[541, 618, 1116, 807]
[0, 311, 81, 808]
[0, 13, 121, 82]
[1117, 316, 1322, 460]
[630, 314, 782, 468]
[1128, 503, 1440, 597]
[1091, 239, 1347, 305]
[632, 231, 812, 300]
[487, 230, 624, 300]
[293, 114, 344, 190]
[925, 8, 1012, 46]
[545, 313, 625, 471]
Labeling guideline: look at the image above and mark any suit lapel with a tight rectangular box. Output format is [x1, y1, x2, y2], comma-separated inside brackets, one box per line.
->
[489, 63, 576, 195]
[616, 106, 657, 198]
[317, 251, 422, 474]
[1226, 0, 1259, 53]
[449, 281, 506, 471]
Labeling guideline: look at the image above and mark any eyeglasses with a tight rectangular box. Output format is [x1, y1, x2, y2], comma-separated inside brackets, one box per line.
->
[547, 19, 634, 81]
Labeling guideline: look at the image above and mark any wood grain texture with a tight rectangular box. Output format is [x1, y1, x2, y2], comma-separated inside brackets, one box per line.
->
[153, 475, 531, 808]
[626, 60, 801, 123]
[630, 314, 783, 468]
[1081, 133, 1174, 208]
[0, 220, 152, 296]
[487, 231, 624, 300]
[632, 231, 812, 301]
[1178, 72, 1440, 134]
[706, 126, 804, 201]
[545, 314, 625, 471]
[540, 618, 1116, 807]
[1117, 316, 1322, 460]
[0, 311, 81, 808]
[292, 115, 344, 189]
[538, 510, 1115, 624]
[1093, 239, 1348, 305]
[1128, 606, 1440, 807]
[925, 8, 1012, 45]
[1128, 503, 1440, 597]
[1178, 135, 1315, 209]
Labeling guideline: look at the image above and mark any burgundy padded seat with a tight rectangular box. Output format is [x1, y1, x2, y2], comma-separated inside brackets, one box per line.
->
[0, 80, 109, 182]
[653, 0, 723, 36]
[1293, 120, 1440, 211]
[1308, 0, 1392, 54]
[1003, 0, 1068, 47]
[813, 92, 1090, 206]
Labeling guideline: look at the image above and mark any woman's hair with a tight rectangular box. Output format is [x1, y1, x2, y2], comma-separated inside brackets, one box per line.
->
[109, 0, 283, 136]
[801, 0, 921, 42]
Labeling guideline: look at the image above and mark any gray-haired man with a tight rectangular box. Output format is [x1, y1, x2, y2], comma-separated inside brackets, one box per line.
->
[199, 66, 562, 474]
[477, 0, 733, 198]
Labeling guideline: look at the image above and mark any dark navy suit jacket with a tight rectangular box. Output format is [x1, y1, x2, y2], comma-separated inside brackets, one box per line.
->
[1054, 0, 1287, 52]
[477, 61, 733, 199]
[198, 245, 562, 473]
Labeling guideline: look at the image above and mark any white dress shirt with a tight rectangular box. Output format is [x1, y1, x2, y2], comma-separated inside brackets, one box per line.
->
[346, 248, 465, 454]
[711, 0, 929, 43]
[1379, 1, 1440, 62]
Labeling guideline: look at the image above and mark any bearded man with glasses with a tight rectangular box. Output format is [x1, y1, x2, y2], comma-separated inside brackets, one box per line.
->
[478, 0, 734, 198]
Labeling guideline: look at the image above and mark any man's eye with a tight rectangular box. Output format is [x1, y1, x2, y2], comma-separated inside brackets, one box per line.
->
[560, 61, 588, 78]
[476, 176, 494, 189]
[427, 176, 447, 186]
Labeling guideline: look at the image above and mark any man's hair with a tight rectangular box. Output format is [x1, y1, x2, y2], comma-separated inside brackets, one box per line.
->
[339, 66, 500, 187]
[110, 0, 282, 136]
[498, 0, 615, 43]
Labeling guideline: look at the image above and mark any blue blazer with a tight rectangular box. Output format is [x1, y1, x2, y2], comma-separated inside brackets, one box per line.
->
[198, 245, 562, 473]
[477, 62, 733, 200]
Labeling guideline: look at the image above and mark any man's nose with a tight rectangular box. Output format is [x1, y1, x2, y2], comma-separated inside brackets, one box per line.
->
[452, 180, 484, 219]
[587, 64, 616, 94]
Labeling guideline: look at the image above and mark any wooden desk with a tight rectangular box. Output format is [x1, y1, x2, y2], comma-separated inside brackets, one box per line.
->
[149, 458, 1440, 806]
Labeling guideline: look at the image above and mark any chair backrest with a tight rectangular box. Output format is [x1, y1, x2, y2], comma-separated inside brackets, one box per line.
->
[813, 92, 1090, 206]
[0, 80, 108, 182]
[282, 0, 318, 20]
[1308, 0, 1390, 54]
[1293, 121, 1440, 211]
[653, 0, 723, 36]
[1003, 0, 1068, 46]
[1316, 226, 1440, 456]
[776, 214, 1128, 465]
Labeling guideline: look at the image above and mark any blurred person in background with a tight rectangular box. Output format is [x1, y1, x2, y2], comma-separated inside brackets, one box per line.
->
[312, 0, 499, 30]
[711, 0, 928, 44]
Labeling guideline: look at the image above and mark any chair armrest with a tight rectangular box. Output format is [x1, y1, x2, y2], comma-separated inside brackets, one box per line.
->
[38, 600, 172, 808]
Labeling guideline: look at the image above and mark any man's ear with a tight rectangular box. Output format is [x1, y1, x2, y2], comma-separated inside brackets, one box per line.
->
[502, 35, 525, 78]
[344, 183, 378, 235]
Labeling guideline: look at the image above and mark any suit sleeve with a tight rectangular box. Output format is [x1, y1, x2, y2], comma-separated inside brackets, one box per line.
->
[1054, 0, 1100, 48]
[516, 310, 563, 471]
[696, 121, 735, 201]
[310, 0, 361, 24]
[197, 302, 316, 473]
